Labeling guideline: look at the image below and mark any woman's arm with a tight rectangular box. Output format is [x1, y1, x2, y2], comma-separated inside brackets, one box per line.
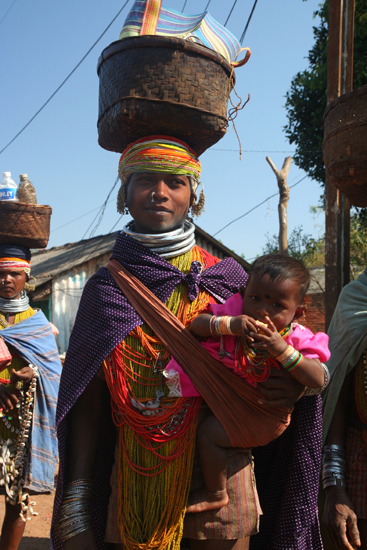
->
[321, 371, 361, 550]
[256, 367, 306, 408]
[62, 370, 110, 550]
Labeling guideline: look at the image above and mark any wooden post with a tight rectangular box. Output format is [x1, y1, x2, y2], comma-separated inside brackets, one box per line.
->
[324, 0, 354, 330]
[266, 156, 292, 255]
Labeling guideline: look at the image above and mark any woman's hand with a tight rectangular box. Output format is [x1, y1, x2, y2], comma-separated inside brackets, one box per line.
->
[256, 367, 305, 408]
[10, 366, 34, 385]
[63, 528, 98, 550]
[0, 383, 19, 412]
[322, 485, 361, 549]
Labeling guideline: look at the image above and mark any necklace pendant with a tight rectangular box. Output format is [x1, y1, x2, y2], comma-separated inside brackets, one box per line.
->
[218, 349, 231, 360]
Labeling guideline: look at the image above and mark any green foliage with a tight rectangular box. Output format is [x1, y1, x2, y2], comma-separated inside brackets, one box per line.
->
[263, 215, 367, 277]
[262, 225, 325, 267]
[284, 0, 367, 187]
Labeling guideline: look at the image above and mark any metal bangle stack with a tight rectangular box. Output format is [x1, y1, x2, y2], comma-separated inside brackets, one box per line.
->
[322, 444, 346, 489]
[304, 362, 330, 396]
[57, 479, 94, 541]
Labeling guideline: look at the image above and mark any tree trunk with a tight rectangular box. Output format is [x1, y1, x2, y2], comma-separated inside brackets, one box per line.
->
[266, 156, 292, 255]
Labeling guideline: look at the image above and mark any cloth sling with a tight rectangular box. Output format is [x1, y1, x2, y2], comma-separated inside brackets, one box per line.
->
[107, 259, 291, 448]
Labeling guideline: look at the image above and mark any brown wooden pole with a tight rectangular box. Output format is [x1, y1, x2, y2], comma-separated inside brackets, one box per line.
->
[324, 0, 354, 330]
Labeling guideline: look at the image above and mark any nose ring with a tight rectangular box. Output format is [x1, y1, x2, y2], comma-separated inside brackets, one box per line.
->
[1, 279, 5, 286]
[151, 192, 155, 203]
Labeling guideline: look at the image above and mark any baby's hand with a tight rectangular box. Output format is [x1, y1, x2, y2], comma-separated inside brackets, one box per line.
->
[230, 315, 259, 341]
[250, 317, 288, 357]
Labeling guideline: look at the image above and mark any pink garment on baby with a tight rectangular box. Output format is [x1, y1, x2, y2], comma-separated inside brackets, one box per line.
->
[163, 292, 330, 397]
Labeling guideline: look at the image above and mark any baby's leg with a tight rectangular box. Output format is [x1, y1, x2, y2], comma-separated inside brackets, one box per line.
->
[186, 414, 230, 513]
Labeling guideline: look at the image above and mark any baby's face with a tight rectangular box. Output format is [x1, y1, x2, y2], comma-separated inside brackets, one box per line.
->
[242, 274, 301, 332]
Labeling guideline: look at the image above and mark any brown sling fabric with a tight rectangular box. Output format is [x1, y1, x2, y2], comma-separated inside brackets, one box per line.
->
[106, 259, 292, 448]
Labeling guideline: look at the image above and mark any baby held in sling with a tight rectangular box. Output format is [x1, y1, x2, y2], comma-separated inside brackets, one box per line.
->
[164, 254, 330, 513]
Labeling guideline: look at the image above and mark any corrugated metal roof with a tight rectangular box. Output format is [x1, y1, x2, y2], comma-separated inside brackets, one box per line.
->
[31, 232, 119, 287]
[31, 226, 251, 288]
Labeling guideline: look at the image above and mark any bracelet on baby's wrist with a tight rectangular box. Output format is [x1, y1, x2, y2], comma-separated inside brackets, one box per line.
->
[275, 345, 303, 371]
[209, 315, 234, 336]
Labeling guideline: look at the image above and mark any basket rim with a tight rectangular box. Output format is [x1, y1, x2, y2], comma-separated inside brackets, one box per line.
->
[0, 202, 52, 213]
[323, 83, 367, 121]
[97, 35, 233, 75]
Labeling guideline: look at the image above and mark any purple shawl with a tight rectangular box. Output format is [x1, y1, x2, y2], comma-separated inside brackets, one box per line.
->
[51, 233, 248, 549]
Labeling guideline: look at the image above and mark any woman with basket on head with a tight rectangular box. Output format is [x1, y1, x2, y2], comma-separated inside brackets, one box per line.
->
[0, 243, 61, 550]
[51, 136, 325, 550]
[52, 2, 326, 548]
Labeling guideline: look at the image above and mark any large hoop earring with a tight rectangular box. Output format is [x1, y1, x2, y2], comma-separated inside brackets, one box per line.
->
[24, 276, 36, 292]
[191, 189, 205, 217]
[117, 182, 129, 215]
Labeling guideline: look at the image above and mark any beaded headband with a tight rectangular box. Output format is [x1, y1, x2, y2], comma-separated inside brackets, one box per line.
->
[0, 258, 31, 275]
[118, 135, 201, 190]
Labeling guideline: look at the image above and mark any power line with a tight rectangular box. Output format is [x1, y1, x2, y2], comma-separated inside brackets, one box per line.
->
[0, 0, 17, 26]
[0, 0, 130, 156]
[51, 198, 116, 233]
[240, 0, 259, 44]
[209, 148, 323, 154]
[224, 0, 238, 27]
[213, 174, 308, 237]
[81, 177, 119, 240]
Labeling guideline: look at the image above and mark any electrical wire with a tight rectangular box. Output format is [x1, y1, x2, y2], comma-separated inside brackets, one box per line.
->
[51, 198, 116, 233]
[0, 0, 130, 156]
[0, 0, 17, 26]
[209, 147, 323, 154]
[213, 174, 308, 237]
[240, 0, 259, 44]
[224, 0, 238, 27]
[81, 177, 119, 240]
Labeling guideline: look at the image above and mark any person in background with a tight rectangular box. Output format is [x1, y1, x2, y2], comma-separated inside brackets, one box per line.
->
[0, 244, 62, 550]
[322, 268, 367, 550]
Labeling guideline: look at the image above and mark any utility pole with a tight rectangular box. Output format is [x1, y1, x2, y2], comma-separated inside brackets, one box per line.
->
[324, 0, 354, 329]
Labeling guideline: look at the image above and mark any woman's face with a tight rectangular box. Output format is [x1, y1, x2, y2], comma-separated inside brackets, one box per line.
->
[126, 172, 194, 234]
[0, 270, 27, 300]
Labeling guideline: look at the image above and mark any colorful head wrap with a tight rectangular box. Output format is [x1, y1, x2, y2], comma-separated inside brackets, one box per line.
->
[118, 135, 201, 191]
[0, 245, 31, 276]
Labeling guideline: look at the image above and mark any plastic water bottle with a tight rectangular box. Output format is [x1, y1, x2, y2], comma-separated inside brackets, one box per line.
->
[18, 173, 37, 204]
[0, 172, 18, 201]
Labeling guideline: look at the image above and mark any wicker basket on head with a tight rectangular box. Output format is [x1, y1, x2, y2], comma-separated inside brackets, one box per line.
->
[97, 36, 236, 156]
[0, 202, 52, 248]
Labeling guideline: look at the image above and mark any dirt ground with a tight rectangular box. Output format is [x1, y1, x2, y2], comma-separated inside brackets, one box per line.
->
[0, 490, 55, 549]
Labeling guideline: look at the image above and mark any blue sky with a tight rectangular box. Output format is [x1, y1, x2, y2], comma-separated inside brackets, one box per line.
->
[1, 0, 324, 261]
